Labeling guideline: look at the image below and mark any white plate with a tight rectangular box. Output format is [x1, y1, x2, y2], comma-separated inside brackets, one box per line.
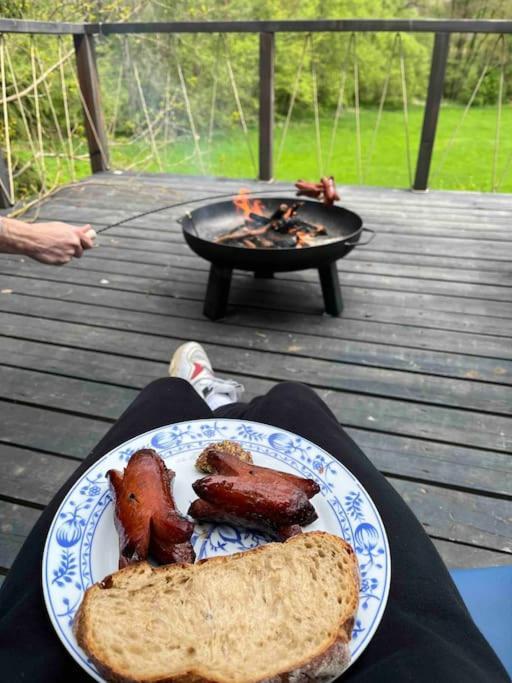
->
[43, 419, 390, 681]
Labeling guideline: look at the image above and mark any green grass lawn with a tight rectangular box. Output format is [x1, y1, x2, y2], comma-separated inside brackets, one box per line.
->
[14, 104, 512, 195]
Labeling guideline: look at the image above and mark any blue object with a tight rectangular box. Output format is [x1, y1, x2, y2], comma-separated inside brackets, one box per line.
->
[451, 565, 512, 677]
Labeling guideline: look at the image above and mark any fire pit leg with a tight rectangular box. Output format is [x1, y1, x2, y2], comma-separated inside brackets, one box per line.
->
[204, 265, 233, 321]
[318, 262, 343, 316]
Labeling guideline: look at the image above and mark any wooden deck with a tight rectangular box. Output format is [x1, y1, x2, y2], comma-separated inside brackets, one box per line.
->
[1, 172, 511, 582]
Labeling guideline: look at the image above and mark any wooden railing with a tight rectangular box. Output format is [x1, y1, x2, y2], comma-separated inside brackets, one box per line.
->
[1, 17, 512, 207]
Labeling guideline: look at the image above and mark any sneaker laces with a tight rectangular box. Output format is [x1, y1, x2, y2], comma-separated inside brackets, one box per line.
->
[198, 376, 244, 402]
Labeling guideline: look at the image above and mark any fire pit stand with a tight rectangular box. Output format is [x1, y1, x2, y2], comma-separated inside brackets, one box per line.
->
[204, 265, 235, 321]
[203, 260, 344, 321]
[179, 197, 372, 321]
[318, 262, 344, 316]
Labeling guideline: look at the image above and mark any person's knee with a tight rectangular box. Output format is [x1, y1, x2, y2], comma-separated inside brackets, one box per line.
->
[265, 381, 318, 410]
[139, 376, 194, 401]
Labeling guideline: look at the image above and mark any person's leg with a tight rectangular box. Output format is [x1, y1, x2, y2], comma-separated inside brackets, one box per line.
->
[2, 365, 507, 683]
[0, 378, 211, 683]
[216, 383, 508, 683]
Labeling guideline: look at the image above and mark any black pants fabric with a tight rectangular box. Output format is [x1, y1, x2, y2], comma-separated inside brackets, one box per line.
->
[0, 379, 507, 682]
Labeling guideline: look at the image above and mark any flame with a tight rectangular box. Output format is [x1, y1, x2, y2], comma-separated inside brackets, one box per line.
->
[233, 189, 265, 219]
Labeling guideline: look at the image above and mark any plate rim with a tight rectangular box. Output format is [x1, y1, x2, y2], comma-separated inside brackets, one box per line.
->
[43, 417, 391, 682]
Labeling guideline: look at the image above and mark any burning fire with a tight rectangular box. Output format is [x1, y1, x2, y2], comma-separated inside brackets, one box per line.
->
[216, 193, 328, 249]
[233, 189, 265, 219]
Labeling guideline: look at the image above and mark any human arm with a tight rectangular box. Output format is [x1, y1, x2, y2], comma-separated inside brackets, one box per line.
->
[0, 216, 96, 265]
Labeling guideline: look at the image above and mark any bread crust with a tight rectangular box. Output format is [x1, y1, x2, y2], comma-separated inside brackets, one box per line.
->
[74, 532, 359, 683]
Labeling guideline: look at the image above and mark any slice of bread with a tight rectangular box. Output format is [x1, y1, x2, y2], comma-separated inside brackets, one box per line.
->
[75, 532, 359, 683]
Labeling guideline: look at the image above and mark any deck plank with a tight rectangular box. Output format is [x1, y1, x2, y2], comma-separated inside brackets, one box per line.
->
[1, 310, 511, 385]
[1, 348, 511, 452]
[30, 203, 512, 240]
[3, 248, 512, 303]
[0, 337, 510, 497]
[1, 326, 511, 416]
[0, 401, 109, 457]
[432, 541, 512, 569]
[0, 445, 78, 507]
[2, 291, 511, 362]
[0, 500, 41, 570]
[1, 174, 511, 572]
[24, 203, 512, 262]
[3, 271, 511, 337]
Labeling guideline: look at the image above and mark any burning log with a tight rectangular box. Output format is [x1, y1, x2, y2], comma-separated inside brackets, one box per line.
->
[214, 192, 330, 250]
[215, 227, 250, 244]
[215, 223, 270, 244]
[268, 233, 297, 248]
[293, 219, 327, 235]
[269, 204, 289, 223]
[248, 212, 270, 225]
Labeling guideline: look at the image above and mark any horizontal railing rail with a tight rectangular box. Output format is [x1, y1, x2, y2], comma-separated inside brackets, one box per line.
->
[1, 18, 512, 35]
[0, 18, 510, 207]
[0, 19, 87, 35]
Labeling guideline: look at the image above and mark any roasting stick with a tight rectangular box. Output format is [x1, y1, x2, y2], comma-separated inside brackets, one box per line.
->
[89, 183, 340, 250]
[91, 188, 293, 237]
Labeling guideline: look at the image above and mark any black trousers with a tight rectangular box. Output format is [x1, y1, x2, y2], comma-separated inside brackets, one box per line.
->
[0, 379, 507, 682]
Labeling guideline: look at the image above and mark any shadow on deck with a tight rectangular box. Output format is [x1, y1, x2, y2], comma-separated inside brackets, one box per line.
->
[0, 172, 511, 581]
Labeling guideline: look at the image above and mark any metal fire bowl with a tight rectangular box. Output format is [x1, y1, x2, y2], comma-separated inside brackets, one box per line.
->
[180, 196, 370, 273]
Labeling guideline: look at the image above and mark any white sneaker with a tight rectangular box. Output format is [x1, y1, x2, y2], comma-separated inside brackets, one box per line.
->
[169, 342, 244, 410]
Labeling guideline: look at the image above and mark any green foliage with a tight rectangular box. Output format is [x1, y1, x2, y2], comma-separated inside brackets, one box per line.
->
[1, 0, 512, 200]
[102, 105, 512, 192]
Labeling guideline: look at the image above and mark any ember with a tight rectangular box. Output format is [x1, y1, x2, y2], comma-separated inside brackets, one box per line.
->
[215, 193, 327, 249]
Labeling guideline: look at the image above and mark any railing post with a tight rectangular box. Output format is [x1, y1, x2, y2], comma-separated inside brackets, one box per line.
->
[0, 154, 13, 209]
[73, 33, 109, 173]
[259, 32, 274, 181]
[413, 32, 450, 191]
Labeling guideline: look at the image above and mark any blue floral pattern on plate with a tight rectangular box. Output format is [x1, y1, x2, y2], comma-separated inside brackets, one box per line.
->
[43, 419, 390, 683]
